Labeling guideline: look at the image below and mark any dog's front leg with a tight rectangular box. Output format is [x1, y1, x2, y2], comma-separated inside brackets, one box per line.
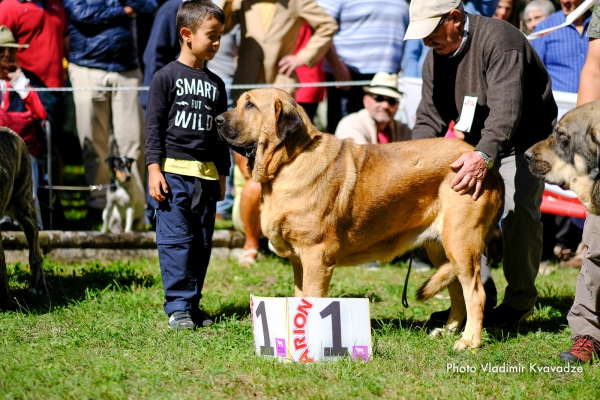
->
[125, 207, 134, 233]
[298, 245, 335, 298]
[289, 254, 304, 297]
[101, 206, 110, 233]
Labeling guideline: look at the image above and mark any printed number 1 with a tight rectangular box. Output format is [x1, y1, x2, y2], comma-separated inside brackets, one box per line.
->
[255, 301, 274, 356]
[320, 301, 348, 356]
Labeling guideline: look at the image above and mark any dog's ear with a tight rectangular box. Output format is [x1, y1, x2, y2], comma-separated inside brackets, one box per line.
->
[276, 99, 303, 142]
[105, 157, 115, 167]
[252, 98, 302, 183]
[126, 157, 135, 167]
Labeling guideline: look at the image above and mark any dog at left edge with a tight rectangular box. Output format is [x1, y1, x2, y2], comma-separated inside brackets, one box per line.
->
[101, 156, 146, 233]
[0, 126, 47, 310]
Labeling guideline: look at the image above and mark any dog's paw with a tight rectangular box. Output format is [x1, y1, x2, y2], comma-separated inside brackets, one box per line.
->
[453, 337, 481, 350]
[28, 286, 49, 297]
[430, 327, 447, 337]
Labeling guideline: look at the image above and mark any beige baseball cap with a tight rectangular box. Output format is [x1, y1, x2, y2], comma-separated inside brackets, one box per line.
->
[364, 72, 404, 99]
[404, 0, 462, 40]
[0, 26, 29, 48]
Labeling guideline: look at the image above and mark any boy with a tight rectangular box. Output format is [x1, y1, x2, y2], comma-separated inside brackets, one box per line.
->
[145, 0, 230, 330]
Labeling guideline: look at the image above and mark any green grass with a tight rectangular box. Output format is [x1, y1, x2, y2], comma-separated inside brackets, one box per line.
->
[1, 256, 599, 399]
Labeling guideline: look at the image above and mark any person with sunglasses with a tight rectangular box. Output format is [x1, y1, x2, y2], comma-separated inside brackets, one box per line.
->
[404, 0, 557, 329]
[334, 72, 411, 145]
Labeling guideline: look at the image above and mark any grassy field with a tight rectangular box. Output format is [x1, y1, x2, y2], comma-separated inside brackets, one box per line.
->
[1, 255, 599, 399]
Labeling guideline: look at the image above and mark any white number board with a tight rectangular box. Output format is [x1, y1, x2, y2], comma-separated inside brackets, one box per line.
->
[250, 295, 372, 363]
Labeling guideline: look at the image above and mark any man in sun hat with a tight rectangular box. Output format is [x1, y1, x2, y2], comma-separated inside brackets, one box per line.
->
[335, 72, 411, 144]
[405, 0, 557, 328]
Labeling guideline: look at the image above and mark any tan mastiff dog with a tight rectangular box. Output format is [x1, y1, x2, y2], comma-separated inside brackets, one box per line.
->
[216, 88, 504, 349]
[526, 101, 600, 214]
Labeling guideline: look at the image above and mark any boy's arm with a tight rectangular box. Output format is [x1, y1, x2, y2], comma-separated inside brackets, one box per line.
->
[213, 79, 232, 177]
[145, 72, 170, 166]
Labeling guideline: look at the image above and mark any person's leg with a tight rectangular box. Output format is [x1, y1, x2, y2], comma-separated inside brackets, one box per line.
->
[346, 71, 375, 116]
[487, 154, 543, 326]
[68, 63, 111, 211]
[156, 173, 195, 314]
[567, 214, 600, 339]
[216, 150, 234, 219]
[239, 178, 262, 264]
[29, 155, 43, 230]
[325, 72, 343, 134]
[298, 102, 319, 122]
[109, 69, 146, 202]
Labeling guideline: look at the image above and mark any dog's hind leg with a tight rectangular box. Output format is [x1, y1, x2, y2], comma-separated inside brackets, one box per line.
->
[0, 234, 13, 310]
[14, 202, 47, 296]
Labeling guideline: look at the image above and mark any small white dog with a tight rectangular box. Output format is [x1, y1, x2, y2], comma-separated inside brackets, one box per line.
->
[101, 156, 146, 233]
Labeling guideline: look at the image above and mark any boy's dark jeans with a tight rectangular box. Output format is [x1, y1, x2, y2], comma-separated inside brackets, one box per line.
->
[154, 173, 218, 315]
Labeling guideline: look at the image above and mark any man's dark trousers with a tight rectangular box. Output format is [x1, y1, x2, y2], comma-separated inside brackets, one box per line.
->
[155, 172, 218, 315]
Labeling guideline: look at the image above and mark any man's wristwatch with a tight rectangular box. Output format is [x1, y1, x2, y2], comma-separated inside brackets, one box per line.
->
[475, 150, 494, 169]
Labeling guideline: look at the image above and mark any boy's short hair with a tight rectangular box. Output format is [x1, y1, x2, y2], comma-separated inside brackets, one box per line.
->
[176, 0, 226, 45]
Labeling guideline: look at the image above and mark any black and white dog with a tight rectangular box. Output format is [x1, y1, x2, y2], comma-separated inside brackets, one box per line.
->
[0, 126, 47, 309]
[101, 156, 146, 233]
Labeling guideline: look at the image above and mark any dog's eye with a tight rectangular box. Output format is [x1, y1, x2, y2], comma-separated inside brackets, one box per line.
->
[557, 132, 569, 147]
[246, 102, 255, 110]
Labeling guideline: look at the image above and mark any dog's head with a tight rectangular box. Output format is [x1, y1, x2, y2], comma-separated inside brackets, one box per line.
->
[525, 100, 600, 214]
[215, 88, 318, 182]
[105, 156, 135, 183]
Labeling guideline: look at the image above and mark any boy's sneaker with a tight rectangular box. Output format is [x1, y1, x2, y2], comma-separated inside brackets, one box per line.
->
[168, 311, 196, 330]
[192, 309, 214, 327]
[560, 336, 600, 364]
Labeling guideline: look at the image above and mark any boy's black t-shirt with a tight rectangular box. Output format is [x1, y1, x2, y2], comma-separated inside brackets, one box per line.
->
[145, 61, 230, 175]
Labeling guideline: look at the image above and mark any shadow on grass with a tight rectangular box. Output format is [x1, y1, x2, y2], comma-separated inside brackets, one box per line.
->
[6, 262, 157, 314]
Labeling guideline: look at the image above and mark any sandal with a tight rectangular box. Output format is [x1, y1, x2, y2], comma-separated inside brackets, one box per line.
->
[239, 248, 258, 267]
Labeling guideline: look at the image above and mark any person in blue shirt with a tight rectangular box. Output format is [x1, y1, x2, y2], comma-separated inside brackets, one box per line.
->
[64, 0, 157, 225]
[532, 0, 592, 93]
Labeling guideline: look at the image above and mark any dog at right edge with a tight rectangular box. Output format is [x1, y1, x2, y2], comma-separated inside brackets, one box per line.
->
[0, 126, 47, 309]
[526, 101, 600, 215]
[101, 156, 146, 233]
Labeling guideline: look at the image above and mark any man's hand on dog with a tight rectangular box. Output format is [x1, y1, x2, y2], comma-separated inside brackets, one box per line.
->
[148, 163, 169, 202]
[450, 152, 488, 200]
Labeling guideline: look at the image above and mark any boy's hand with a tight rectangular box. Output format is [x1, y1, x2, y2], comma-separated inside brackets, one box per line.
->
[218, 175, 227, 201]
[148, 163, 169, 202]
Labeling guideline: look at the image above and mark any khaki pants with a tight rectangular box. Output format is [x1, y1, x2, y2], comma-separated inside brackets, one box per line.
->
[68, 63, 145, 209]
[479, 154, 544, 311]
[567, 213, 600, 341]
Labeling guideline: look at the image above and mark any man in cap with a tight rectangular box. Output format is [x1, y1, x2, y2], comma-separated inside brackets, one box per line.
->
[335, 72, 411, 144]
[405, 0, 557, 327]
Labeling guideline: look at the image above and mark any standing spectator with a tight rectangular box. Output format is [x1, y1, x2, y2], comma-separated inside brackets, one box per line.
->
[220, 0, 337, 102]
[560, 1, 600, 364]
[0, 0, 67, 90]
[405, 0, 557, 328]
[532, 0, 591, 93]
[402, 1, 497, 79]
[523, 0, 555, 33]
[492, 0, 513, 22]
[64, 0, 156, 226]
[294, 22, 326, 122]
[335, 73, 411, 144]
[317, 0, 409, 133]
[0, 26, 48, 229]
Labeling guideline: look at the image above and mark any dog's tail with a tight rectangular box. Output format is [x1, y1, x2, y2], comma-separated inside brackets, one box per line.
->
[416, 263, 456, 301]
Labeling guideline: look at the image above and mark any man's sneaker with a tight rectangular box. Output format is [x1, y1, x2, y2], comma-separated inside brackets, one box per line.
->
[192, 309, 214, 327]
[482, 303, 534, 328]
[560, 336, 600, 364]
[168, 310, 196, 330]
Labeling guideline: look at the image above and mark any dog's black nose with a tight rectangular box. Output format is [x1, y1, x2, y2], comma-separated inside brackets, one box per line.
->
[524, 150, 534, 162]
[215, 115, 225, 126]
